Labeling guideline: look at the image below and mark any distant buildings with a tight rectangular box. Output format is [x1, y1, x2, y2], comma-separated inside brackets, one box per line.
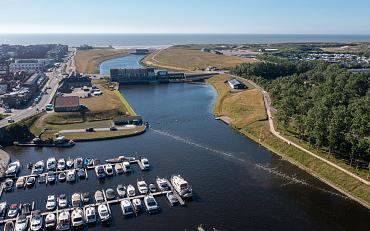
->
[110, 68, 157, 84]
[54, 96, 80, 112]
[133, 49, 149, 55]
[227, 79, 246, 90]
[10, 59, 51, 73]
[78, 44, 93, 50]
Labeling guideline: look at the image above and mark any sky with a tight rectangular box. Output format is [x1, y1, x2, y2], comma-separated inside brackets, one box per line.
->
[0, 0, 369, 34]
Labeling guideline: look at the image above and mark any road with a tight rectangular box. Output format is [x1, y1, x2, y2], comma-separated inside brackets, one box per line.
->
[59, 125, 138, 134]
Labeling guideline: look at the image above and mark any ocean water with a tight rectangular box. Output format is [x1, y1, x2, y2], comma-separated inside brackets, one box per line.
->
[0, 34, 370, 46]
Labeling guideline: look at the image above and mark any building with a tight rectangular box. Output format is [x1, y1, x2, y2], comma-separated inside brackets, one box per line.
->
[10, 59, 50, 73]
[22, 72, 48, 93]
[54, 96, 80, 112]
[133, 49, 149, 55]
[110, 68, 157, 84]
[113, 115, 143, 126]
[227, 79, 246, 90]
[58, 73, 92, 93]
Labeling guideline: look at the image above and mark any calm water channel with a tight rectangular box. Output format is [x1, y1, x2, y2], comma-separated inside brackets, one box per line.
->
[3, 55, 370, 230]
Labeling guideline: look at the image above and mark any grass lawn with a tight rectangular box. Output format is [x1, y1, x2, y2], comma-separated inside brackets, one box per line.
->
[0, 114, 8, 120]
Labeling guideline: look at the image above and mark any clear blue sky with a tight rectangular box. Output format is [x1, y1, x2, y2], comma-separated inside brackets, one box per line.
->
[0, 0, 369, 34]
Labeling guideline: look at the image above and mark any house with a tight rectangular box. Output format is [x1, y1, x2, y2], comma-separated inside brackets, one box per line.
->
[10, 59, 50, 73]
[54, 96, 80, 112]
[227, 79, 246, 90]
[58, 74, 92, 93]
[113, 115, 143, 126]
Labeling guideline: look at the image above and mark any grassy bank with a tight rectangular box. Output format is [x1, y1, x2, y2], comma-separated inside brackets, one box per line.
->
[114, 90, 136, 116]
[207, 75, 370, 209]
[75, 49, 129, 74]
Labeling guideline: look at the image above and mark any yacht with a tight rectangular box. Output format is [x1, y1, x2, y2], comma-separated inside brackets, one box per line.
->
[166, 192, 179, 206]
[31, 161, 44, 175]
[94, 165, 105, 178]
[94, 190, 104, 203]
[156, 177, 170, 191]
[74, 157, 83, 169]
[66, 170, 75, 182]
[46, 157, 56, 171]
[77, 169, 86, 179]
[58, 172, 66, 182]
[5, 160, 20, 177]
[144, 195, 159, 214]
[97, 204, 110, 222]
[56, 211, 70, 231]
[26, 177, 36, 187]
[71, 208, 84, 228]
[171, 175, 192, 198]
[58, 194, 68, 209]
[117, 184, 126, 197]
[137, 180, 148, 194]
[120, 199, 134, 216]
[81, 192, 90, 204]
[30, 210, 43, 231]
[66, 158, 74, 169]
[84, 206, 96, 224]
[46, 195, 56, 211]
[57, 158, 66, 171]
[15, 214, 28, 231]
[115, 163, 124, 174]
[122, 161, 131, 173]
[127, 184, 136, 197]
[7, 204, 18, 218]
[15, 177, 25, 188]
[4, 178, 13, 191]
[71, 193, 81, 208]
[38, 174, 46, 184]
[104, 164, 114, 176]
[45, 213, 56, 229]
[83, 158, 94, 167]
[105, 188, 115, 200]
[132, 199, 142, 212]
[140, 158, 150, 170]
[47, 171, 56, 183]
[105, 155, 129, 164]
[149, 183, 156, 193]
[0, 202, 7, 220]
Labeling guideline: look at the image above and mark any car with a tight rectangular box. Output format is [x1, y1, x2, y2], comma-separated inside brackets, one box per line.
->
[4, 108, 11, 113]
[7, 119, 14, 123]
[85, 128, 94, 132]
[110, 127, 117, 131]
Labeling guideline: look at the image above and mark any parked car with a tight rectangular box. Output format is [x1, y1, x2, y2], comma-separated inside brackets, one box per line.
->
[86, 128, 94, 132]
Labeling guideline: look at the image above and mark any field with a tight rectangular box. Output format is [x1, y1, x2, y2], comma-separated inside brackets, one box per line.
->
[207, 75, 370, 208]
[320, 44, 370, 53]
[75, 49, 129, 74]
[143, 47, 254, 71]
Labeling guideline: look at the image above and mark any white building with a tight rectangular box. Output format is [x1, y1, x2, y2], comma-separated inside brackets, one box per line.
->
[10, 59, 51, 73]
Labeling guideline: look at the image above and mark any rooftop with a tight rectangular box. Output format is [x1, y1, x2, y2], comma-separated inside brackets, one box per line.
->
[54, 96, 80, 108]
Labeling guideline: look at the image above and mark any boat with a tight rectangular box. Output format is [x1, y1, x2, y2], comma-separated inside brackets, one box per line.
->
[15, 177, 25, 188]
[71, 208, 84, 228]
[137, 180, 148, 194]
[149, 183, 156, 193]
[117, 184, 126, 197]
[46, 157, 56, 171]
[30, 210, 43, 231]
[56, 211, 70, 231]
[15, 214, 28, 231]
[115, 163, 124, 174]
[5, 160, 20, 177]
[140, 158, 150, 170]
[46, 195, 56, 211]
[66, 158, 74, 169]
[132, 198, 142, 212]
[105, 188, 115, 200]
[84, 206, 96, 224]
[120, 199, 134, 216]
[94, 190, 104, 203]
[166, 192, 179, 206]
[122, 161, 132, 173]
[77, 169, 86, 179]
[74, 157, 83, 169]
[58, 172, 66, 182]
[144, 195, 159, 214]
[171, 175, 192, 198]
[97, 204, 110, 222]
[104, 164, 114, 176]
[57, 158, 66, 171]
[94, 165, 105, 178]
[4, 179, 13, 191]
[7, 204, 18, 218]
[54, 135, 75, 147]
[71, 193, 81, 208]
[37, 174, 46, 184]
[58, 194, 68, 209]
[66, 170, 75, 182]
[45, 213, 56, 229]
[0, 202, 6, 220]
[47, 171, 56, 183]
[81, 192, 90, 204]
[127, 184, 136, 197]
[20, 203, 31, 216]
[105, 155, 131, 164]
[83, 158, 94, 167]
[4, 221, 14, 231]
[26, 177, 35, 187]
[31, 161, 44, 175]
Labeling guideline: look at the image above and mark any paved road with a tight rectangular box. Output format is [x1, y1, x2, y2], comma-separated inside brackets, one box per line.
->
[59, 125, 138, 134]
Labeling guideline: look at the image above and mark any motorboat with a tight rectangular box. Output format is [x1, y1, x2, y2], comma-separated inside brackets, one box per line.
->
[94, 190, 104, 203]
[37, 174, 46, 184]
[117, 184, 126, 197]
[30, 210, 43, 231]
[83, 158, 94, 167]
[46, 157, 56, 171]
[105, 155, 130, 164]
[4, 179, 13, 191]
[58, 194, 68, 209]
[0, 202, 7, 220]
[71, 193, 81, 208]
[143, 195, 159, 214]
[120, 199, 134, 216]
[81, 192, 90, 204]
[137, 180, 148, 194]
[149, 183, 156, 193]
[105, 188, 115, 200]
[166, 192, 179, 206]
[56, 211, 70, 231]
[171, 175, 192, 198]
[15, 214, 28, 231]
[15, 177, 25, 188]
[94, 165, 105, 178]
[31, 161, 44, 175]
[66, 158, 74, 169]
[57, 158, 66, 171]
[97, 204, 110, 222]
[115, 163, 124, 174]
[58, 172, 66, 182]
[46, 195, 56, 211]
[71, 208, 84, 228]
[4, 221, 14, 231]
[122, 161, 131, 173]
[44, 213, 56, 229]
[127, 184, 136, 197]
[77, 169, 86, 179]
[7, 204, 18, 218]
[74, 157, 83, 169]
[5, 160, 20, 177]
[140, 158, 150, 170]
[104, 164, 114, 176]
[66, 170, 75, 182]
[47, 171, 56, 183]
[132, 198, 142, 212]
[25, 177, 35, 188]
[84, 206, 96, 224]
[20, 203, 31, 216]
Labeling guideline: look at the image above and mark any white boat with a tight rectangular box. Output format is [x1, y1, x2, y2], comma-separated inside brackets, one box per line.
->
[140, 158, 150, 170]
[166, 192, 179, 206]
[127, 184, 136, 197]
[5, 160, 20, 177]
[81, 192, 90, 204]
[97, 204, 110, 222]
[149, 183, 156, 193]
[66, 158, 73, 169]
[171, 175, 192, 198]
[77, 169, 86, 179]
[4, 221, 14, 231]
[94, 165, 105, 178]
[30, 210, 43, 231]
[71, 208, 84, 228]
[105, 155, 134, 164]
[117, 184, 126, 197]
[120, 199, 134, 216]
[66, 170, 75, 182]
[122, 161, 132, 173]
[0, 202, 7, 220]
[15, 214, 28, 231]
[58, 194, 68, 209]
[56, 211, 70, 231]
[71, 193, 81, 208]
[31, 161, 44, 175]
[45, 213, 56, 229]
[143, 195, 159, 214]
[58, 172, 66, 182]
[47, 171, 56, 183]
[74, 157, 83, 169]
[7, 204, 18, 218]
[137, 180, 148, 194]
[4, 178, 13, 191]
[104, 164, 114, 176]
[132, 199, 142, 212]
[57, 159, 66, 171]
[156, 177, 170, 191]
[84, 206, 96, 224]
[94, 190, 104, 203]
[115, 163, 124, 174]
[46, 195, 56, 211]
[15, 177, 25, 188]
[46, 157, 56, 171]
